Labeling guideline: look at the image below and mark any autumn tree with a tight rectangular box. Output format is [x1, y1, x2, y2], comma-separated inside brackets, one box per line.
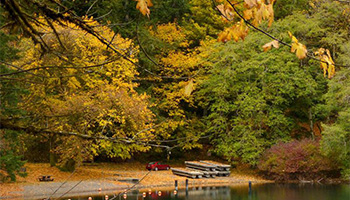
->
[0, 0, 349, 179]
[1, 18, 158, 169]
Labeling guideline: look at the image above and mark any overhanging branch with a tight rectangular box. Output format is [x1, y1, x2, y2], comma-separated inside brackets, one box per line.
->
[0, 120, 170, 149]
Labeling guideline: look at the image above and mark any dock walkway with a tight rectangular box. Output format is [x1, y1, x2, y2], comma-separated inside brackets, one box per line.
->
[171, 160, 231, 179]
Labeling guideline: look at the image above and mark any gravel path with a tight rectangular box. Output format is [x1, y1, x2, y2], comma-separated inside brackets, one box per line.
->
[9, 180, 128, 200]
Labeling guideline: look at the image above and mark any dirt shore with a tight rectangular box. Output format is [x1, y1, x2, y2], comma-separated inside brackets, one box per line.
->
[0, 162, 271, 199]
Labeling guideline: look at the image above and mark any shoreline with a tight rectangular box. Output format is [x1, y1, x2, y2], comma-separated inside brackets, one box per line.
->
[1, 162, 348, 199]
[1, 178, 272, 200]
[0, 162, 270, 199]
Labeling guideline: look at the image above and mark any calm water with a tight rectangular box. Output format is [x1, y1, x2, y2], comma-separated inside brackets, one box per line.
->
[65, 183, 350, 200]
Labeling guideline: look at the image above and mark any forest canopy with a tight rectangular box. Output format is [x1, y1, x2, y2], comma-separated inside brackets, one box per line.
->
[0, 0, 349, 180]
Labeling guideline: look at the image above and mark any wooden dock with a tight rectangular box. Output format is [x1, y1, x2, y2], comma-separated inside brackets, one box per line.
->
[171, 168, 203, 179]
[198, 160, 231, 177]
[172, 160, 231, 179]
[187, 168, 217, 178]
[200, 160, 231, 171]
[185, 161, 217, 171]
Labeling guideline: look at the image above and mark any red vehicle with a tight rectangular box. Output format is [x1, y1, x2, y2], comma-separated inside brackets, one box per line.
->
[146, 161, 170, 171]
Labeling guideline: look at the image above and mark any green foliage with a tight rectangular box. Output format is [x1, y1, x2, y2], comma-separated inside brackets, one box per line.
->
[197, 28, 325, 165]
[315, 1, 350, 179]
[0, 32, 27, 182]
[274, 0, 310, 19]
[59, 158, 76, 172]
[0, 130, 27, 182]
[182, 0, 225, 44]
[321, 69, 350, 179]
[194, 1, 348, 167]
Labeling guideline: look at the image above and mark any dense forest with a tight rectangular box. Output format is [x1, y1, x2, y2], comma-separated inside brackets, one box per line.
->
[0, 0, 349, 182]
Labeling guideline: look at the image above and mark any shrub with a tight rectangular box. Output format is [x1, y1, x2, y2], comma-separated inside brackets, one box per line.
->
[258, 139, 339, 181]
[0, 151, 27, 182]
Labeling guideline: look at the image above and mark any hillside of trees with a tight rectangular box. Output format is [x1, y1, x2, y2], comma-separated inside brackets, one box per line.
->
[0, 0, 349, 182]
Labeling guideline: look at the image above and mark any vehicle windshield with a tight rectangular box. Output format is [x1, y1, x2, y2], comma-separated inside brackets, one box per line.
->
[148, 162, 156, 164]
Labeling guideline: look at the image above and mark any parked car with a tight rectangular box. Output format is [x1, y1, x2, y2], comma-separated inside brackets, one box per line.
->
[146, 161, 170, 171]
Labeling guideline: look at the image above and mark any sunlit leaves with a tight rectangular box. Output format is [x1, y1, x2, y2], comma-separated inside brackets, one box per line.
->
[249, 2, 274, 27]
[244, 0, 258, 8]
[262, 40, 279, 52]
[315, 48, 335, 78]
[149, 23, 189, 47]
[217, 20, 248, 42]
[148, 22, 202, 148]
[135, 0, 153, 17]
[13, 18, 155, 164]
[216, 0, 275, 43]
[216, 4, 234, 21]
[288, 31, 307, 59]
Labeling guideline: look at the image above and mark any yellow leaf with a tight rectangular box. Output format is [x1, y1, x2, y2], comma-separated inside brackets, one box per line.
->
[267, 4, 274, 27]
[288, 32, 307, 59]
[315, 48, 336, 78]
[262, 40, 279, 52]
[261, 4, 270, 20]
[244, 0, 257, 8]
[238, 20, 249, 41]
[217, 21, 248, 43]
[217, 4, 234, 21]
[135, 0, 153, 17]
[309, 2, 316, 9]
[291, 42, 307, 59]
[243, 9, 253, 20]
[184, 79, 194, 96]
[217, 29, 229, 42]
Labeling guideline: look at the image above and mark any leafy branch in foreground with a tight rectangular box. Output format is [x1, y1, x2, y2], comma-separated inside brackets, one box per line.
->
[0, 0, 193, 80]
[213, 0, 339, 78]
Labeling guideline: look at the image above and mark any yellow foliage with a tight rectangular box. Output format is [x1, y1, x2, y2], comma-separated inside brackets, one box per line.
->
[218, 20, 249, 42]
[13, 17, 155, 164]
[149, 23, 189, 47]
[217, 4, 234, 21]
[217, 0, 275, 42]
[315, 48, 336, 78]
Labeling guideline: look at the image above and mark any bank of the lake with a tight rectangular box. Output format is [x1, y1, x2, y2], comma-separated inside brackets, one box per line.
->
[0, 162, 270, 199]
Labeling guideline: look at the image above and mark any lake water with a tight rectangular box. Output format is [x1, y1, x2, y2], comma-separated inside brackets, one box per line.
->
[65, 183, 350, 200]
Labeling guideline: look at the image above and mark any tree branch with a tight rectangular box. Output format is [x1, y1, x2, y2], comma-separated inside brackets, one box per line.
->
[225, 0, 291, 47]
[334, 0, 350, 3]
[0, 120, 171, 149]
[0, 58, 117, 77]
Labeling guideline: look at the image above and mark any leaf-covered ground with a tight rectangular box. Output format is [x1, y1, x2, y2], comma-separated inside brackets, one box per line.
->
[1, 162, 269, 198]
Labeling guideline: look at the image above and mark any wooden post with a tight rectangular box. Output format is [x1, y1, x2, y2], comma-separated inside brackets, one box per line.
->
[248, 181, 252, 195]
[186, 179, 189, 197]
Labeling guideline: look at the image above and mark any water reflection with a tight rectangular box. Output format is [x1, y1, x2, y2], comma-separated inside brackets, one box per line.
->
[63, 183, 350, 200]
